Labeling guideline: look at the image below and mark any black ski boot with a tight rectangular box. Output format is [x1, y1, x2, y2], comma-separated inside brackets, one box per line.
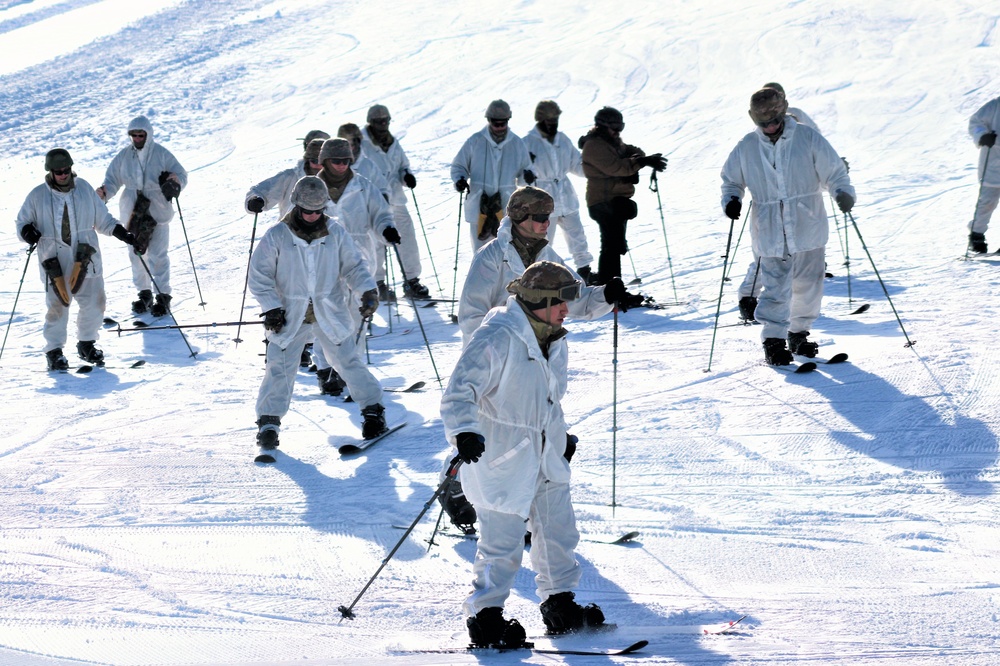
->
[969, 232, 988, 254]
[376, 280, 396, 303]
[467, 607, 528, 649]
[256, 415, 280, 449]
[621, 291, 645, 310]
[402, 278, 430, 299]
[763, 338, 793, 366]
[131, 289, 154, 314]
[438, 479, 477, 533]
[300, 342, 313, 369]
[316, 367, 346, 396]
[360, 403, 388, 439]
[539, 591, 605, 635]
[787, 330, 819, 357]
[738, 296, 758, 321]
[576, 265, 598, 286]
[45, 348, 70, 371]
[150, 293, 172, 318]
[76, 340, 105, 366]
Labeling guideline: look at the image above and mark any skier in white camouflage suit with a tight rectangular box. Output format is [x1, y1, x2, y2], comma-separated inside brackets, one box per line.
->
[521, 100, 595, 283]
[967, 95, 1000, 254]
[16, 149, 137, 370]
[450, 99, 534, 252]
[441, 260, 606, 648]
[249, 176, 386, 454]
[97, 115, 187, 319]
[361, 104, 431, 299]
[721, 88, 854, 365]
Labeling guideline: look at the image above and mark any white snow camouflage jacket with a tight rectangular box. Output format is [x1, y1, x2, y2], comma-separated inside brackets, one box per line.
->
[100, 116, 188, 226]
[16, 176, 118, 285]
[969, 97, 1000, 187]
[450, 126, 531, 224]
[244, 161, 312, 219]
[248, 215, 376, 350]
[360, 128, 410, 206]
[720, 117, 853, 258]
[521, 127, 585, 217]
[458, 218, 612, 346]
[322, 172, 395, 272]
[441, 296, 571, 518]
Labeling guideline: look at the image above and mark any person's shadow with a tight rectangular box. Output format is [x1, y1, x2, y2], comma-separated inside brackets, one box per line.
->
[805, 363, 997, 496]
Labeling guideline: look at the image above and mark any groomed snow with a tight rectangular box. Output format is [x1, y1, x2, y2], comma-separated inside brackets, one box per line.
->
[1, 1, 998, 664]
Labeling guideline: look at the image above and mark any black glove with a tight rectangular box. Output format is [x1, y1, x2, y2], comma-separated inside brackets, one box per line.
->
[564, 434, 578, 463]
[842, 157, 850, 173]
[112, 224, 136, 246]
[455, 177, 469, 193]
[159, 172, 181, 201]
[403, 172, 416, 189]
[20, 223, 41, 245]
[980, 132, 997, 148]
[359, 289, 379, 318]
[247, 196, 265, 213]
[456, 432, 485, 464]
[724, 196, 742, 220]
[262, 308, 286, 333]
[835, 190, 854, 213]
[603, 276, 627, 306]
[638, 153, 667, 172]
[523, 169, 536, 185]
[382, 227, 401, 244]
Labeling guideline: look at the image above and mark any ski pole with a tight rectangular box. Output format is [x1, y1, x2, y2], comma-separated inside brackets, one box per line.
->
[705, 217, 737, 372]
[966, 144, 993, 260]
[115, 320, 264, 334]
[393, 244, 443, 389]
[409, 190, 442, 293]
[136, 252, 198, 357]
[846, 211, 916, 348]
[449, 192, 465, 324]
[172, 198, 206, 308]
[0, 244, 36, 362]
[649, 171, 678, 303]
[724, 201, 752, 282]
[234, 212, 259, 346]
[338, 456, 463, 620]
[611, 306, 619, 515]
[626, 248, 641, 286]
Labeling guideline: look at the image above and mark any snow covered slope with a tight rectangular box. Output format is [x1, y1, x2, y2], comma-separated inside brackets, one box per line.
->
[1, 1, 999, 664]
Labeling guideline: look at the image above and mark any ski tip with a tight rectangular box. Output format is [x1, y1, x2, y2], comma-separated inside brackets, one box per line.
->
[338, 444, 362, 456]
[253, 453, 276, 463]
[795, 362, 817, 373]
[102, 317, 118, 325]
[625, 640, 649, 653]
[76, 365, 94, 373]
[827, 352, 849, 364]
[613, 530, 641, 544]
[407, 381, 427, 391]
[130, 359, 147, 368]
[850, 303, 870, 314]
[133, 320, 149, 328]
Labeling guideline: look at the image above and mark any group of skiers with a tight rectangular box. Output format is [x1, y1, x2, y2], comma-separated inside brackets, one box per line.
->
[13, 86, 997, 649]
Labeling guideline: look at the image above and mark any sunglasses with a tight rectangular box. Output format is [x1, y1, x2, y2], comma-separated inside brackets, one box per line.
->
[527, 213, 550, 222]
[129, 132, 147, 138]
[51, 168, 72, 176]
[756, 115, 783, 128]
[489, 118, 509, 128]
[300, 208, 324, 216]
[305, 158, 321, 165]
[325, 158, 352, 165]
[369, 117, 390, 126]
[606, 122, 624, 132]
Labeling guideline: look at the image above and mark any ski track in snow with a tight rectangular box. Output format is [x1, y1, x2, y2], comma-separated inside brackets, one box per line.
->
[1, 0, 1000, 664]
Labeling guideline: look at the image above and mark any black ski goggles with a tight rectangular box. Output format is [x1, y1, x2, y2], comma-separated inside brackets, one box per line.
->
[512, 279, 582, 305]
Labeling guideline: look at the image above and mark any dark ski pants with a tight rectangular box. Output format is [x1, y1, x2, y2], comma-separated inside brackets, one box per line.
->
[588, 197, 636, 283]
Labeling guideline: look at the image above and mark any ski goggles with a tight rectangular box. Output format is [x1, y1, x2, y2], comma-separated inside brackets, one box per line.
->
[325, 158, 352, 165]
[512, 279, 582, 305]
[51, 168, 72, 176]
[755, 114, 783, 128]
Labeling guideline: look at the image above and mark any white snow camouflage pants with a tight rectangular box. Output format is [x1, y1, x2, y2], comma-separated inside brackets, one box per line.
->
[546, 210, 594, 271]
[129, 222, 171, 295]
[43, 274, 106, 353]
[754, 246, 825, 342]
[375, 204, 422, 283]
[463, 471, 581, 617]
[970, 185, 1000, 234]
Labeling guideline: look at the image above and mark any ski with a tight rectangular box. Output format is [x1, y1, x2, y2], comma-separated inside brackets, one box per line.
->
[704, 615, 747, 635]
[393, 639, 648, 656]
[772, 361, 817, 374]
[367, 328, 413, 338]
[384, 381, 425, 393]
[795, 352, 848, 365]
[583, 530, 640, 545]
[254, 449, 277, 464]
[850, 303, 870, 314]
[338, 422, 406, 455]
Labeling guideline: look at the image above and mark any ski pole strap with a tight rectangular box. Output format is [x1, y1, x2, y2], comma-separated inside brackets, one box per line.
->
[648, 170, 659, 192]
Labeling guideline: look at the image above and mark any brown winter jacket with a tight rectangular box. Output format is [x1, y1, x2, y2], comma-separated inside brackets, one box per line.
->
[580, 128, 645, 207]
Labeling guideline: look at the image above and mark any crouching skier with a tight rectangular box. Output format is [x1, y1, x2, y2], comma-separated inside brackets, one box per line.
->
[249, 176, 384, 459]
[441, 260, 606, 648]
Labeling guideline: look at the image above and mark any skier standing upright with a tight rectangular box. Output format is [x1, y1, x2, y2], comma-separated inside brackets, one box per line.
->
[450, 100, 533, 251]
[967, 95, 1000, 254]
[522, 100, 595, 283]
[16, 149, 137, 370]
[249, 176, 386, 453]
[579, 106, 666, 287]
[361, 104, 431, 299]
[721, 88, 854, 365]
[441, 260, 606, 648]
[97, 115, 187, 318]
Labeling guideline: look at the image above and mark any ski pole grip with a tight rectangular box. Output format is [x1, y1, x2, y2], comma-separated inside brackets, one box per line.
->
[446, 455, 464, 477]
